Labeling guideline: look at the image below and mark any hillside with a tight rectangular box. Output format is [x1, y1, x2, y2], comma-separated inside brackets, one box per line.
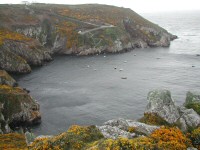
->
[0, 3, 177, 73]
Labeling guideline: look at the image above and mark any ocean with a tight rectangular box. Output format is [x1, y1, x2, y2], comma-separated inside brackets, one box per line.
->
[16, 11, 200, 135]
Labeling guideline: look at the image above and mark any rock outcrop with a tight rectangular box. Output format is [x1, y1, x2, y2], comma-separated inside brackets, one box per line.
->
[0, 4, 177, 73]
[1, 90, 200, 149]
[0, 70, 17, 86]
[0, 85, 41, 133]
[143, 90, 200, 132]
[145, 90, 180, 124]
[178, 107, 200, 131]
[97, 118, 159, 139]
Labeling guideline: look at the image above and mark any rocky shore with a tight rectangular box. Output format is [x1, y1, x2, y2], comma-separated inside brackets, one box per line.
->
[0, 72, 200, 150]
[26, 90, 200, 150]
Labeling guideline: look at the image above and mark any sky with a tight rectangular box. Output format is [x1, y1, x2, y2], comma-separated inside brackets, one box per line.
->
[1, 0, 200, 13]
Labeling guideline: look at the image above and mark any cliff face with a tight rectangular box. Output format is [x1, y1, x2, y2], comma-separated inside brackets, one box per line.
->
[0, 70, 41, 134]
[0, 4, 177, 73]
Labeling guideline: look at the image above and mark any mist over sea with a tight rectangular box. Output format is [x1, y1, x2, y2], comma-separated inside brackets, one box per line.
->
[16, 11, 200, 135]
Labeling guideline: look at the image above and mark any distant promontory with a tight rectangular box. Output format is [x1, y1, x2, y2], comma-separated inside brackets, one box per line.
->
[0, 3, 177, 73]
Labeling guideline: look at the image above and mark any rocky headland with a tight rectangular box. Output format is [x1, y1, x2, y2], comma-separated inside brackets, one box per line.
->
[0, 3, 177, 74]
[27, 90, 200, 150]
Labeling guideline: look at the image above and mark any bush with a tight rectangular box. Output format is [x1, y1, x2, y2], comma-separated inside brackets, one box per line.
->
[189, 127, 200, 149]
[150, 127, 191, 150]
[29, 125, 104, 150]
[0, 133, 27, 150]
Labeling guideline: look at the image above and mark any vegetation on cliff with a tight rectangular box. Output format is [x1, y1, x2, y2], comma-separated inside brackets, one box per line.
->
[0, 28, 31, 46]
[0, 133, 27, 150]
[29, 125, 104, 150]
[0, 71, 41, 134]
[26, 126, 193, 150]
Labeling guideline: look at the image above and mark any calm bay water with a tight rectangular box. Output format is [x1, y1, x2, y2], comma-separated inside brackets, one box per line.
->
[17, 11, 200, 135]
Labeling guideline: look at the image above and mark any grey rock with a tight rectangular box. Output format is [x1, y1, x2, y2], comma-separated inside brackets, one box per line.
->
[145, 90, 180, 124]
[178, 107, 200, 131]
[35, 135, 53, 140]
[100, 118, 159, 139]
[0, 102, 11, 133]
[53, 35, 66, 53]
[179, 117, 188, 132]
[187, 147, 198, 150]
[103, 118, 129, 130]
[25, 131, 36, 145]
[126, 120, 159, 135]
[97, 125, 135, 139]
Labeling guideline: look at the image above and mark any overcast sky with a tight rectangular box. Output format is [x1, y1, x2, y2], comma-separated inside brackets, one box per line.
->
[1, 0, 200, 13]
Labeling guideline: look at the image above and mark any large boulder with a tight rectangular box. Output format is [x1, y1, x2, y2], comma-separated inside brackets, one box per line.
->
[0, 70, 17, 87]
[178, 107, 200, 132]
[145, 90, 180, 124]
[0, 85, 41, 133]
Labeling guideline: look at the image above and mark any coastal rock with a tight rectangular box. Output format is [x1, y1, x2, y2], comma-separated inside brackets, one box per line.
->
[145, 90, 180, 124]
[97, 125, 135, 139]
[99, 118, 159, 139]
[3, 40, 52, 66]
[0, 70, 17, 87]
[178, 107, 200, 131]
[126, 120, 159, 135]
[103, 118, 129, 130]
[0, 49, 31, 73]
[0, 85, 41, 133]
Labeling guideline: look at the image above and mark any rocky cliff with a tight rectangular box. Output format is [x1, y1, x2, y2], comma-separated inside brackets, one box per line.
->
[0, 3, 177, 73]
[0, 70, 41, 134]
